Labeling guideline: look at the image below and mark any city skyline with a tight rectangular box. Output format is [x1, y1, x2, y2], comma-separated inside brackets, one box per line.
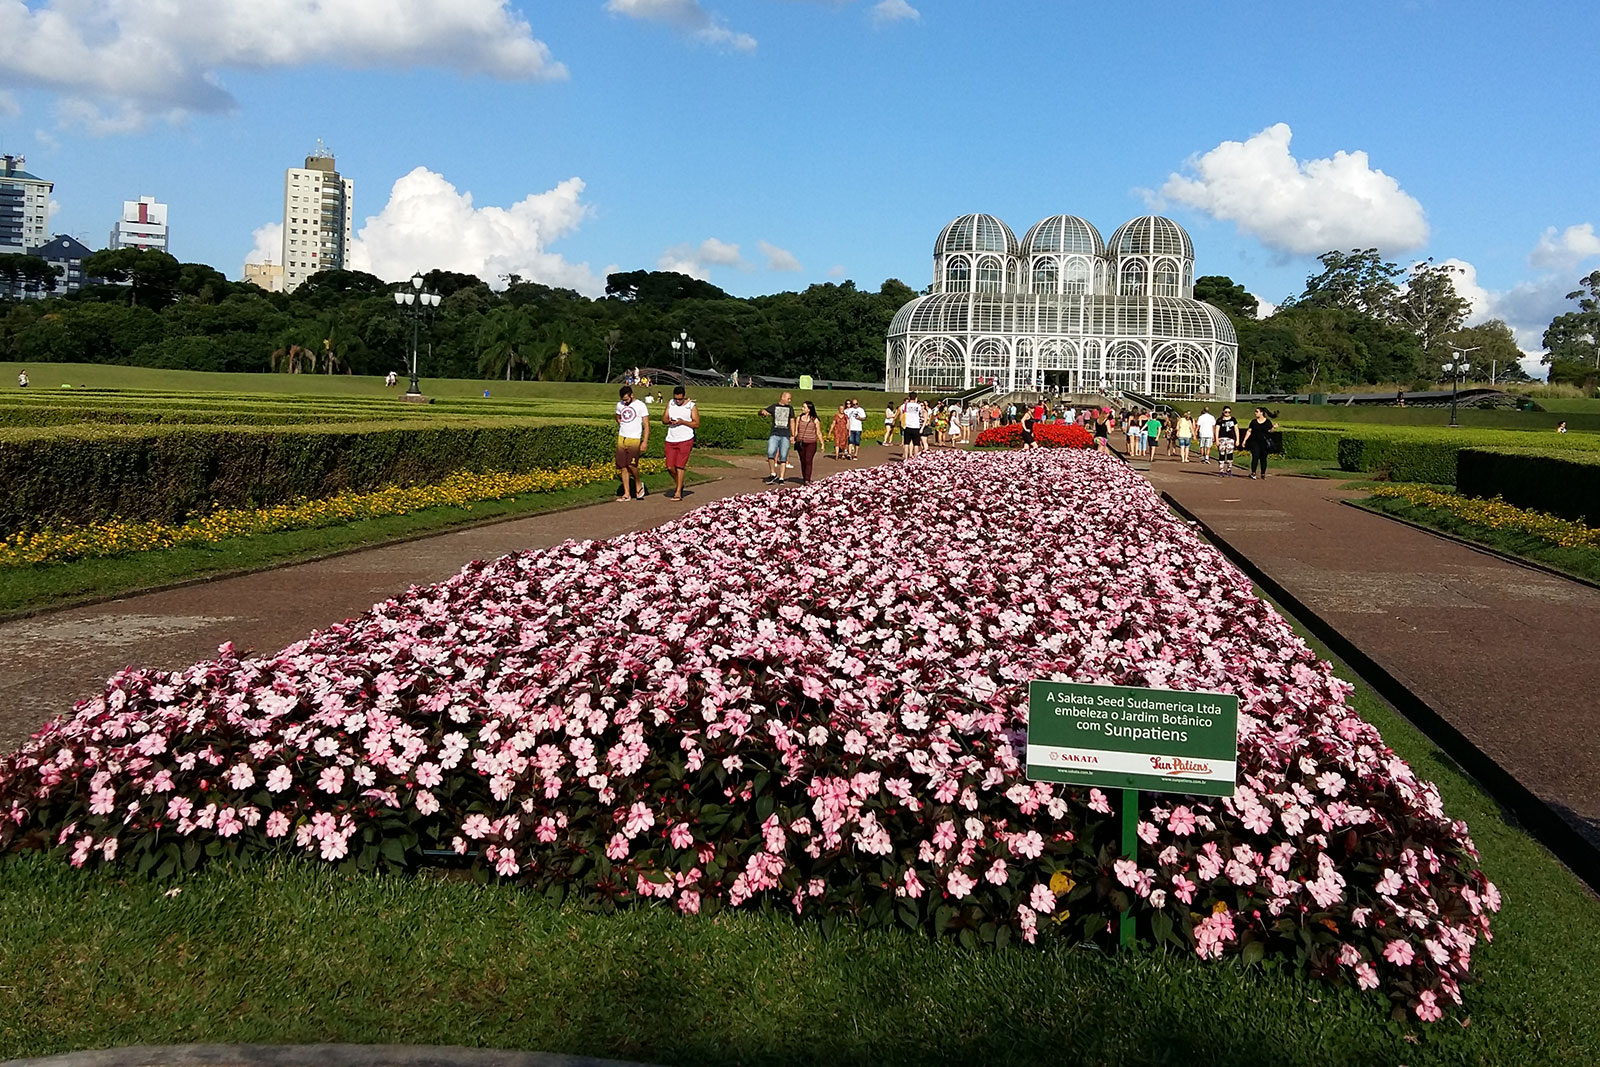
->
[2, 2, 1597, 371]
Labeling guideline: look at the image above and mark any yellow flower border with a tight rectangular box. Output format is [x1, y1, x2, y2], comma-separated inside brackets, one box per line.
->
[1368, 484, 1600, 551]
[1, 461, 668, 568]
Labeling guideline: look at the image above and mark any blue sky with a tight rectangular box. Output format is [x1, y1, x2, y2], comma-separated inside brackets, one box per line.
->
[2, 0, 1597, 360]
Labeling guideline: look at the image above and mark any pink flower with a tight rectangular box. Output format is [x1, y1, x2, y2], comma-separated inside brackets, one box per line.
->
[669, 822, 694, 850]
[984, 859, 1008, 885]
[946, 869, 977, 899]
[1029, 884, 1056, 912]
[1382, 940, 1415, 967]
[1113, 858, 1139, 888]
[1414, 990, 1443, 1022]
[265, 812, 290, 838]
[1354, 962, 1379, 990]
[265, 766, 292, 793]
[316, 766, 345, 794]
[1167, 806, 1197, 836]
[1009, 830, 1044, 859]
[461, 814, 492, 839]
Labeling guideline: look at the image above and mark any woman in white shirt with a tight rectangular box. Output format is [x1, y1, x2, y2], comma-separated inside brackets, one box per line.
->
[662, 385, 699, 500]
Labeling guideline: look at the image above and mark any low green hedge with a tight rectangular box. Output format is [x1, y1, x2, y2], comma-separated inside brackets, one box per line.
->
[0, 419, 634, 534]
[1457, 448, 1600, 526]
[1332, 426, 1600, 486]
[1279, 428, 1341, 461]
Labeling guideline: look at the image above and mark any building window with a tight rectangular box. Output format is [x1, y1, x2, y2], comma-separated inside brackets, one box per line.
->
[975, 256, 1004, 293]
[1062, 257, 1090, 294]
[1031, 258, 1058, 294]
[1120, 259, 1146, 297]
[1153, 259, 1181, 297]
[945, 256, 970, 292]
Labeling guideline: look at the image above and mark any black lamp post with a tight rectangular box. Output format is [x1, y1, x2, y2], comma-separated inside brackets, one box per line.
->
[393, 272, 442, 398]
[670, 330, 696, 379]
[1442, 344, 1478, 428]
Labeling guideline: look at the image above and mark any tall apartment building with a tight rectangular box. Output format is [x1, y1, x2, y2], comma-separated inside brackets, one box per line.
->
[244, 261, 285, 293]
[280, 145, 353, 293]
[109, 196, 170, 252]
[1, 154, 53, 254]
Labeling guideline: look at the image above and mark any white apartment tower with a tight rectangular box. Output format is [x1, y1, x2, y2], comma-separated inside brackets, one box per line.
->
[280, 144, 353, 293]
[109, 196, 170, 252]
[1, 154, 53, 254]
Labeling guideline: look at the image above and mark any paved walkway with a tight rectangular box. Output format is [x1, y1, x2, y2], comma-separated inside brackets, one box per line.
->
[1141, 455, 1600, 852]
[0, 448, 899, 751]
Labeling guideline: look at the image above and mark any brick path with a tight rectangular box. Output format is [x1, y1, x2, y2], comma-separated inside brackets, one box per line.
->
[1140, 453, 1600, 851]
[0, 448, 900, 750]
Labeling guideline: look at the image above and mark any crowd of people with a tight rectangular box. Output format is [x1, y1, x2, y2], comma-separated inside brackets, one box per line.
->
[1122, 404, 1278, 478]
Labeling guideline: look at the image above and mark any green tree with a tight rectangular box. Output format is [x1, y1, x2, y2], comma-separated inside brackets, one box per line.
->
[1441, 320, 1528, 384]
[1391, 259, 1470, 362]
[1289, 248, 1403, 318]
[1194, 275, 1259, 320]
[0, 253, 59, 300]
[82, 248, 182, 309]
[1543, 269, 1600, 380]
[475, 307, 536, 380]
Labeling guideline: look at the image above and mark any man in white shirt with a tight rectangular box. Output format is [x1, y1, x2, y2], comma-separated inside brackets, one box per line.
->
[845, 399, 866, 459]
[662, 384, 699, 500]
[1195, 407, 1217, 464]
[614, 385, 651, 500]
[899, 393, 925, 459]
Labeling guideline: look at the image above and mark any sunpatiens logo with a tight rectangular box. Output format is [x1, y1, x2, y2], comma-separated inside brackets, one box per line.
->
[1150, 755, 1214, 777]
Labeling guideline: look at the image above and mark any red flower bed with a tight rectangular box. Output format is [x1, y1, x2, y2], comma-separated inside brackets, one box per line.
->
[974, 423, 1094, 449]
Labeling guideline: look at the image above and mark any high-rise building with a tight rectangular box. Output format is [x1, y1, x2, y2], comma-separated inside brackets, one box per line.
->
[280, 144, 353, 293]
[1, 154, 53, 254]
[32, 235, 101, 298]
[109, 196, 170, 252]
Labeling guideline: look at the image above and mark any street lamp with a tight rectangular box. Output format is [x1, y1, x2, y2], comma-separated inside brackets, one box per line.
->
[670, 330, 696, 379]
[1442, 344, 1478, 428]
[393, 272, 442, 399]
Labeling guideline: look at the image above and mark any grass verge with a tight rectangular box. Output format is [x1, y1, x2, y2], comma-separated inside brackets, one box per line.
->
[1354, 496, 1600, 585]
[0, 602, 1597, 1064]
[0, 472, 716, 618]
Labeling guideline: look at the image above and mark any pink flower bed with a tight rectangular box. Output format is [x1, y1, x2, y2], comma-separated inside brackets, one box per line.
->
[0, 449, 1496, 1019]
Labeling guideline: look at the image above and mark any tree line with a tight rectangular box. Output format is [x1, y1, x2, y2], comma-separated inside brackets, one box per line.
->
[0, 249, 914, 385]
[1, 245, 1594, 389]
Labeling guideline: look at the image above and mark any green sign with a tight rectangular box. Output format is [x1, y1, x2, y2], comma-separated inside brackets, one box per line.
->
[1026, 680, 1240, 797]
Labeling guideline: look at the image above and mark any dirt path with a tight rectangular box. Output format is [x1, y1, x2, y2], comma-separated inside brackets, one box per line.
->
[0, 447, 902, 749]
[1143, 457, 1600, 850]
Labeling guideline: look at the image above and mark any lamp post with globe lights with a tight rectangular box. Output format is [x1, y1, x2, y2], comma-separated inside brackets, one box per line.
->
[1442, 344, 1478, 428]
[670, 330, 696, 379]
[393, 273, 442, 400]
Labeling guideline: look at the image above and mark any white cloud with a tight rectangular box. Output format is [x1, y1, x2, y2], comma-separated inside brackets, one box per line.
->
[0, 91, 18, 117]
[1435, 257, 1578, 376]
[1160, 123, 1429, 255]
[604, 0, 757, 51]
[46, 198, 60, 222]
[1251, 295, 1276, 319]
[871, 0, 921, 25]
[244, 222, 282, 268]
[658, 237, 747, 277]
[827, 264, 846, 279]
[1528, 223, 1600, 272]
[0, 0, 565, 130]
[347, 168, 604, 294]
[759, 240, 802, 271]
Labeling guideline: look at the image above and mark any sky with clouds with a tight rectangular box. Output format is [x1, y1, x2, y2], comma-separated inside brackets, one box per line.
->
[1, 0, 1596, 370]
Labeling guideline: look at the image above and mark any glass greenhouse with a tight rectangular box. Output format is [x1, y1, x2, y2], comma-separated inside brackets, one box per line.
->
[886, 213, 1237, 400]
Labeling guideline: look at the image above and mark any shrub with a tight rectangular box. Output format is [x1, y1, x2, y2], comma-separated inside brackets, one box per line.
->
[1336, 434, 1460, 485]
[0, 420, 631, 535]
[974, 423, 1094, 449]
[1279, 429, 1341, 461]
[1456, 448, 1600, 526]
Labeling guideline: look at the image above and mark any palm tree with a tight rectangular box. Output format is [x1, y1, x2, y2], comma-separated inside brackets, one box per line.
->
[476, 307, 535, 381]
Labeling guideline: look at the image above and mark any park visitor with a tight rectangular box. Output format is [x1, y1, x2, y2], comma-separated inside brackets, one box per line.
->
[1214, 406, 1239, 476]
[663, 385, 699, 501]
[900, 393, 925, 458]
[882, 401, 896, 446]
[760, 391, 796, 484]
[614, 385, 651, 500]
[1196, 407, 1216, 463]
[1556, 421, 1568, 433]
[846, 399, 866, 459]
[1144, 412, 1162, 459]
[1177, 412, 1194, 463]
[1240, 408, 1277, 479]
[1020, 408, 1037, 449]
[1093, 409, 1110, 453]
[794, 402, 823, 484]
[829, 405, 850, 460]
[16, 370, 28, 388]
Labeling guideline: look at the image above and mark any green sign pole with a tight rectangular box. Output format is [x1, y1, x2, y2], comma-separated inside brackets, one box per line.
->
[1120, 787, 1137, 949]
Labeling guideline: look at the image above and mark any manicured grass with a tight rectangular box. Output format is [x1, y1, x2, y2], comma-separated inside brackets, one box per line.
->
[1354, 496, 1600, 584]
[0, 469, 719, 617]
[1, 597, 1597, 1064]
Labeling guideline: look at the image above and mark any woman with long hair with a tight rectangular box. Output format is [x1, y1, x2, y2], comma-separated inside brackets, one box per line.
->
[829, 404, 850, 460]
[1240, 407, 1277, 480]
[794, 402, 823, 484]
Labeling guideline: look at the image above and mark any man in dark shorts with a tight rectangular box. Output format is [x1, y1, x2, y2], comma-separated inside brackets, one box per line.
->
[899, 392, 925, 458]
[760, 391, 795, 483]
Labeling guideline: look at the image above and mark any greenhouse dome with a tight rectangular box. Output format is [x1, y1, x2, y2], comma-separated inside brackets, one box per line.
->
[886, 212, 1235, 402]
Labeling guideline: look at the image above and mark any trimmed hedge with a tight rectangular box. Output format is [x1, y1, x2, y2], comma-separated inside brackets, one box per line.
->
[1279, 428, 1341, 461]
[1456, 448, 1600, 526]
[0, 420, 628, 534]
[1336, 434, 1460, 485]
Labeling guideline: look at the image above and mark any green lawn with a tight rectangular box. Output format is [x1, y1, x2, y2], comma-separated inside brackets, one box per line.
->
[0, 598, 1596, 1065]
